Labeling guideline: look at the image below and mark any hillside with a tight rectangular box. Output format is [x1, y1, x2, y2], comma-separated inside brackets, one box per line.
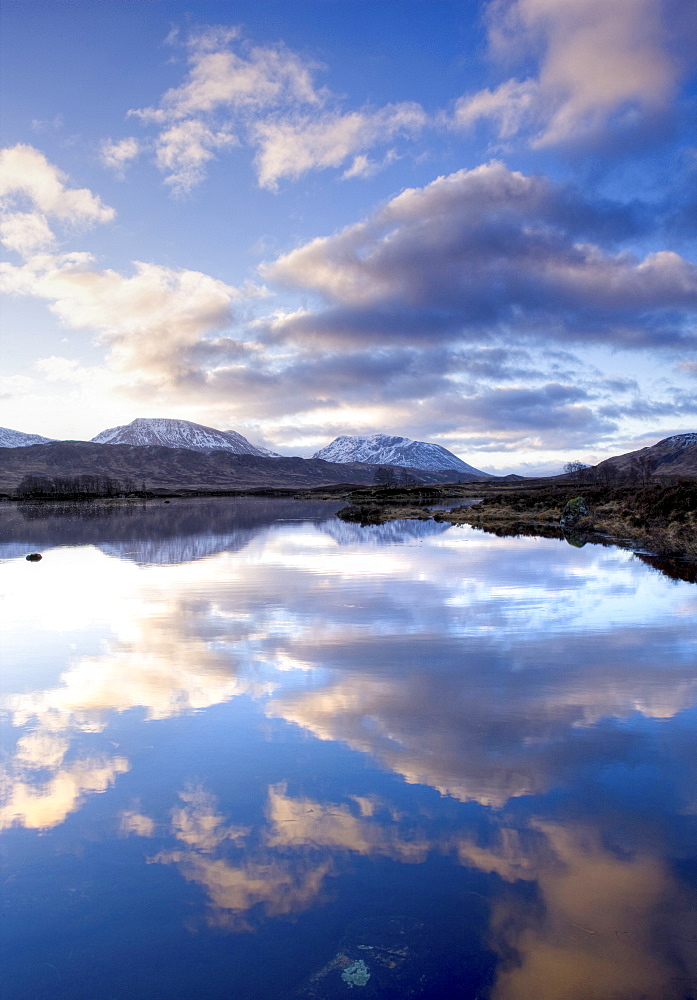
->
[593, 433, 697, 479]
[0, 441, 457, 497]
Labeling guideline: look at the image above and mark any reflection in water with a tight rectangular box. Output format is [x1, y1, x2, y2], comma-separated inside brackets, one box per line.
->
[482, 822, 697, 1000]
[1, 498, 695, 999]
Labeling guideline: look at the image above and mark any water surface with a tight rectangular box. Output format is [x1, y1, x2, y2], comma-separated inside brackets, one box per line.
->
[1, 497, 696, 999]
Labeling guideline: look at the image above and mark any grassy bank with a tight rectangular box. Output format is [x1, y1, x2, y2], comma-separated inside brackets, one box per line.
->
[337, 480, 697, 576]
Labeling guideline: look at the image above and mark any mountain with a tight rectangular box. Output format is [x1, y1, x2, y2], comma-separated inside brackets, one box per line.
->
[595, 432, 697, 478]
[0, 441, 458, 497]
[0, 426, 55, 448]
[91, 417, 279, 457]
[313, 434, 492, 478]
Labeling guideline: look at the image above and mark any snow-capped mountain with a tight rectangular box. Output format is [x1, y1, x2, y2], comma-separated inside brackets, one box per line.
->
[594, 431, 697, 479]
[91, 418, 279, 457]
[660, 433, 697, 447]
[0, 426, 55, 448]
[313, 434, 491, 478]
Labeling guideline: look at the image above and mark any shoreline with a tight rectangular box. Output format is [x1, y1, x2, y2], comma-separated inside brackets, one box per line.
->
[335, 480, 697, 582]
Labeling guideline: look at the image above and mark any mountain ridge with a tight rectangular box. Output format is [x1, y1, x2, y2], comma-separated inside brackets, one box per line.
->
[91, 417, 279, 457]
[591, 432, 697, 479]
[0, 427, 56, 448]
[313, 433, 491, 478]
[0, 441, 461, 496]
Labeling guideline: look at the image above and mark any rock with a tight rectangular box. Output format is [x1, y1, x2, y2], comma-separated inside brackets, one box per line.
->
[337, 504, 385, 525]
[283, 916, 430, 999]
[341, 959, 370, 988]
[560, 496, 591, 529]
[25, 552, 42, 561]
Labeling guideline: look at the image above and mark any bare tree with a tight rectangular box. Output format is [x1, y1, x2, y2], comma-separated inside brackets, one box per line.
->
[563, 460, 589, 483]
[629, 453, 657, 487]
[598, 461, 619, 487]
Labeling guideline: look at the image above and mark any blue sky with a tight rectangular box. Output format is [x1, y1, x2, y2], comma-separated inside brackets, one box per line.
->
[1, 0, 695, 474]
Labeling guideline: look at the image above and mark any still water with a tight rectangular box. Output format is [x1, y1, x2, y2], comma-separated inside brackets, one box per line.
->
[1, 497, 696, 1000]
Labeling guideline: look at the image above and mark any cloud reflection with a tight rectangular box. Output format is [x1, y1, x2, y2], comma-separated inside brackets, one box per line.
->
[124, 780, 697, 998]
[2, 508, 695, 833]
[142, 784, 333, 931]
[0, 751, 128, 831]
[476, 821, 697, 1000]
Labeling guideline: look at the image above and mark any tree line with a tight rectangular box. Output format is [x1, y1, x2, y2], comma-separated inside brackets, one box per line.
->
[373, 466, 421, 487]
[16, 474, 137, 499]
[564, 454, 658, 487]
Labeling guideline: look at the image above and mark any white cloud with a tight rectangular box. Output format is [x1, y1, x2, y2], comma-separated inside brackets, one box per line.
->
[454, 78, 538, 139]
[154, 120, 236, 196]
[125, 27, 326, 192]
[457, 0, 685, 147]
[0, 373, 34, 399]
[100, 136, 140, 175]
[118, 27, 427, 191]
[254, 104, 424, 190]
[264, 162, 697, 349]
[1, 252, 252, 386]
[0, 211, 55, 256]
[0, 144, 114, 255]
[0, 756, 129, 831]
[131, 30, 322, 124]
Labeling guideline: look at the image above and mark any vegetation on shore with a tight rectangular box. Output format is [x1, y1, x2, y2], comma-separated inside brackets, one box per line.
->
[337, 479, 697, 568]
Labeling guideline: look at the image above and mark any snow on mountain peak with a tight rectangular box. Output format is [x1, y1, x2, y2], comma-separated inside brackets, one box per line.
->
[659, 432, 697, 448]
[0, 426, 56, 448]
[312, 433, 491, 477]
[91, 418, 279, 457]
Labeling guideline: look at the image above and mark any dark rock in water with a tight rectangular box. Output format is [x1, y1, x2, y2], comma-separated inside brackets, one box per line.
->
[25, 552, 42, 561]
[284, 916, 432, 999]
[560, 496, 591, 529]
[337, 504, 385, 526]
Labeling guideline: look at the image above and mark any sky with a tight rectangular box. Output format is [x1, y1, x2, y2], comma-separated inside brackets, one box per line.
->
[0, 0, 696, 475]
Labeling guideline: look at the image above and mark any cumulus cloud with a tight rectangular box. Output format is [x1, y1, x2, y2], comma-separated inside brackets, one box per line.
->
[265, 162, 697, 350]
[254, 103, 425, 191]
[0, 754, 129, 831]
[99, 136, 140, 176]
[0, 251, 255, 387]
[118, 27, 428, 192]
[130, 27, 322, 124]
[0, 144, 114, 255]
[124, 26, 326, 192]
[153, 120, 236, 195]
[457, 0, 689, 148]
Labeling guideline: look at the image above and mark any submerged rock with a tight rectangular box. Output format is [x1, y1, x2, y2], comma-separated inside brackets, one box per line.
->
[341, 959, 370, 988]
[283, 916, 430, 999]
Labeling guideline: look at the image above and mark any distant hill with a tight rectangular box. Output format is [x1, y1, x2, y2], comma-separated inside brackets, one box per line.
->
[313, 434, 491, 479]
[0, 441, 459, 497]
[594, 432, 697, 479]
[0, 426, 56, 448]
[91, 417, 278, 456]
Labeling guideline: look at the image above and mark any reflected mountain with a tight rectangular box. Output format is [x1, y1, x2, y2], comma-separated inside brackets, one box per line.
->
[2, 502, 696, 1000]
[0, 497, 449, 565]
[320, 516, 450, 546]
